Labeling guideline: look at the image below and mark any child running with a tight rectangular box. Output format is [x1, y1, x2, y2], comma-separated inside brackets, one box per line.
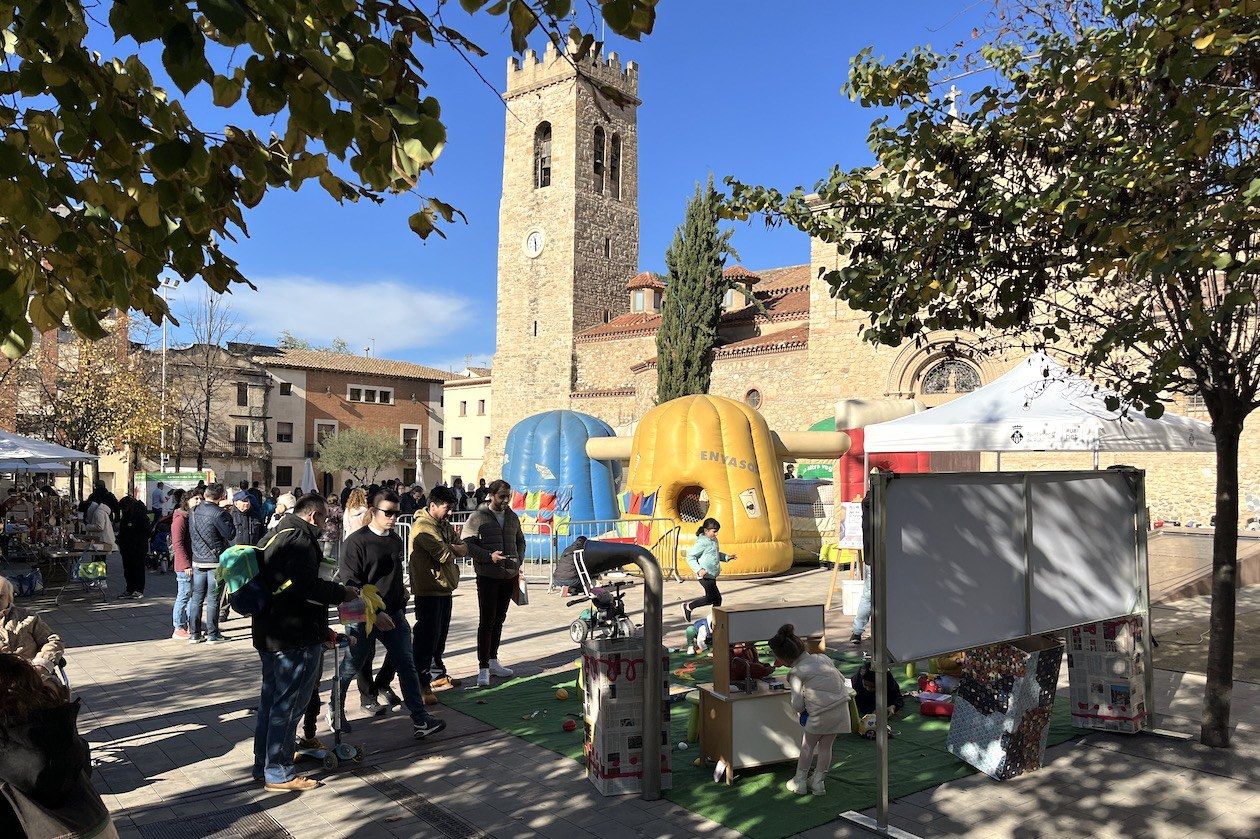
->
[682, 518, 735, 622]
[769, 623, 853, 796]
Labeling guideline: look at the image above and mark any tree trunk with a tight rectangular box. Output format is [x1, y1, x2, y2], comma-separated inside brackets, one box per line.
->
[1201, 418, 1241, 748]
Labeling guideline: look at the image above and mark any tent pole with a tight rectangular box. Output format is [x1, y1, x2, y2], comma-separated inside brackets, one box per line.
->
[996, 451, 1001, 472]
[1093, 451, 1100, 470]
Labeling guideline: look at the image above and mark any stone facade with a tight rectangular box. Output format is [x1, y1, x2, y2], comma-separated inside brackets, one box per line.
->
[487, 40, 640, 475]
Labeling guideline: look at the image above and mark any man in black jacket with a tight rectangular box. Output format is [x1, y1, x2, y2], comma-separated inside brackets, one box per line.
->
[462, 479, 526, 687]
[188, 484, 234, 643]
[333, 490, 445, 740]
[251, 493, 357, 793]
[230, 492, 263, 546]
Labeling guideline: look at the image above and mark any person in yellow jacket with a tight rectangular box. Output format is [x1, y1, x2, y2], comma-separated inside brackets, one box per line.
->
[408, 486, 467, 703]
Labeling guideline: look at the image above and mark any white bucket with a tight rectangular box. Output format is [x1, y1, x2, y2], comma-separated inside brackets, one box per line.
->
[841, 579, 865, 616]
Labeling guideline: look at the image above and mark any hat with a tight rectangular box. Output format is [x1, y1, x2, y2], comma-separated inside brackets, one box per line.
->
[233, 491, 251, 503]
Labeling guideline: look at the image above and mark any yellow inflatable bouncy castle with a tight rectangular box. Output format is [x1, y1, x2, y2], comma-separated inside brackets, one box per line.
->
[627, 395, 791, 577]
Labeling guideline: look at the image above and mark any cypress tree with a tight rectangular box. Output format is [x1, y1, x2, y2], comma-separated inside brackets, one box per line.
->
[656, 176, 735, 402]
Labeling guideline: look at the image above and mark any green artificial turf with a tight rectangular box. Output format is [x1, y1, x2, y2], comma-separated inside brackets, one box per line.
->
[441, 649, 1081, 839]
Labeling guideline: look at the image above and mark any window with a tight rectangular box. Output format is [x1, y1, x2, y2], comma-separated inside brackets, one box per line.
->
[603, 310, 610, 323]
[604, 237, 611, 258]
[403, 468, 416, 485]
[1186, 394, 1207, 413]
[593, 126, 605, 193]
[484, 435, 491, 450]
[451, 437, 463, 457]
[533, 320, 538, 337]
[275, 465, 293, 486]
[234, 424, 249, 457]
[477, 399, 486, 416]
[437, 430, 444, 449]
[633, 289, 645, 312]
[459, 400, 467, 417]
[723, 288, 743, 309]
[921, 359, 981, 395]
[744, 388, 763, 410]
[348, 385, 393, 404]
[401, 426, 420, 456]
[534, 122, 552, 188]
[315, 421, 337, 444]
[609, 133, 621, 199]
[236, 382, 248, 407]
[276, 422, 294, 443]
[279, 381, 292, 396]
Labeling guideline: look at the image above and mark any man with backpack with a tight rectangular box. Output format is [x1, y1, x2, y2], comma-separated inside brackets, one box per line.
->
[332, 489, 445, 740]
[250, 493, 359, 793]
[188, 484, 233, 644]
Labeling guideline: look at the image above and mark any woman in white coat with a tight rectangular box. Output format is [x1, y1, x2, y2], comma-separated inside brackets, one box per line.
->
[769, 623, 852, 796]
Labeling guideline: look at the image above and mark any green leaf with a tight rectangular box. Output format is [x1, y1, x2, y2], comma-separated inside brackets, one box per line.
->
[459, 0, 491, 11]
[149, 140, 193, 178]
[68, 307, 108, 341]
[200, 0, 248, 35]
[507, 1, 534, 53]
[138, 194, 161, 227]
[408, 209, 435, 238]
[356, 42, 389, 77]
[211, 73, 243, 106]
[161, 23, 212, 94]
[1, 321, 32, 360]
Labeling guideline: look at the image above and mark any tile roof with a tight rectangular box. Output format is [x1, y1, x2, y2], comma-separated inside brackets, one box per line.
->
[574, 311, 662, 342]
[465, 367, 492, 377]
[255, 346, 455, 381]
[626, 271, 665, 290]
[629, 324, 809, 371]
[723, 265, 761, 285]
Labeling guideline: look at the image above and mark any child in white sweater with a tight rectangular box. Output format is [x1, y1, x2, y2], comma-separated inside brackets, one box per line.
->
[769, 623, 853, 796]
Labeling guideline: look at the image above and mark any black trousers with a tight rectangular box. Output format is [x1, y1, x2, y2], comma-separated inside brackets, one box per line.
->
[476, 576, 515, 668]
[120, 546, 146, 594]
[411, 596, 452, 690]
[355, 648, 395, 698]
[687, 576, 722, 613]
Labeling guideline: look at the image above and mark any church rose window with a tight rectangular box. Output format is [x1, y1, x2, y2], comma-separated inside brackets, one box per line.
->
[535, 122, 552, 188]
[593, 126, 605, 193]
[920, 359, 981, 395]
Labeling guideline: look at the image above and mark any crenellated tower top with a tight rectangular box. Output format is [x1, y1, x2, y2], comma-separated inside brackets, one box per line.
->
[505, 37, 639, 101]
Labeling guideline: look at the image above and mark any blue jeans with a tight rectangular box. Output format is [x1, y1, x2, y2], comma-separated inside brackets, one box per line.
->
[172, 570, 192, 629]
[337, 609, 432, 724]
[851, 564, 872, 636]
[188, 568, 220, 637]
[253, 644, 324, 784]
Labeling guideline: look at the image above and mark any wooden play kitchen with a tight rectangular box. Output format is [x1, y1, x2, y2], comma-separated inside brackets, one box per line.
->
[698, 602, 826, 784]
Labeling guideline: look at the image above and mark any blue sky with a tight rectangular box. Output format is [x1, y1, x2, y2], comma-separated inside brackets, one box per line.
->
[140, 2, 990, 368]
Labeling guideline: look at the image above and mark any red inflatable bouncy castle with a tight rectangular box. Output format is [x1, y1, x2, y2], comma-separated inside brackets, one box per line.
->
[835, 428, 931, 503]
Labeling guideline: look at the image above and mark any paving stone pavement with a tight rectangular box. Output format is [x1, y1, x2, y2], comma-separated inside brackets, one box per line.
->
[28, 558, 1260, 839]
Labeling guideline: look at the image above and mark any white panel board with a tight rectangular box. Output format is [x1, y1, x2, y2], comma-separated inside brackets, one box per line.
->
[884, 475, 1027, 662]
[1028, 472, 1141, 634]
[880, 471, 1141, 663]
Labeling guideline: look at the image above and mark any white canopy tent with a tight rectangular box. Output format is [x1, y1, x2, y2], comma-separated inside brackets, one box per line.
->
[0, 430, 98, 464]
[299, 458, 318, 495]
[864, 353, 1215, 457]
[0, 459, 71, 474]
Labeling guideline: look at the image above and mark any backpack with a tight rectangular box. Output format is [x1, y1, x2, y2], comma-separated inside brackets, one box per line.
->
[217, 528, 295, 617]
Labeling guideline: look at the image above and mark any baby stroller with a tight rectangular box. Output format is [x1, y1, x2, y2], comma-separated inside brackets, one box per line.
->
[566, 543, 638, 644]
[148, 514, 172, 574]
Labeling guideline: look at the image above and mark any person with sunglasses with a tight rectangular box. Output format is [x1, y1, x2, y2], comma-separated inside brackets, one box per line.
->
[332, 489, 445, 741]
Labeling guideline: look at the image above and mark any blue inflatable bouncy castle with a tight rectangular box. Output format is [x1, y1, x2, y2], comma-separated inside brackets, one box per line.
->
[501, 410, 621, 558]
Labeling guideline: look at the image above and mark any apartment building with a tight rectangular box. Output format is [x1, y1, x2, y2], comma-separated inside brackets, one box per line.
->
[442, 367, 492, 486]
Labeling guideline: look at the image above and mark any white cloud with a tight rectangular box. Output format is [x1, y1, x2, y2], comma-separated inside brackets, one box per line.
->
[166, 275, 474, 357]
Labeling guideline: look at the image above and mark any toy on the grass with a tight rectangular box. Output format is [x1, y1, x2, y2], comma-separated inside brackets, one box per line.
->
[555, 687, 569, 701]
[502, 410, 621, 557]
[857, 713, 895, 740]
[917, 673, 960, 694]
[676, 742, 688, 751]
[930, 652, 966, 677]
[693, 757, 702, 767]
[584, 395, 850, 577]
[918, 693, 955, 717]
[684, 616, 712, 655]
[562, 719, 577, 732]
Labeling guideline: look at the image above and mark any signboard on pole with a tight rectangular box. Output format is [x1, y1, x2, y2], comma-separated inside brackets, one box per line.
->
[838, 501, 863, 550]
[137, 471, 213, 507]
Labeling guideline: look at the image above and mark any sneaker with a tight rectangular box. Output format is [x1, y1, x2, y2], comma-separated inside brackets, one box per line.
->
[171, 628, 190, 640]
[188, 634, 206, 644]
[116, 591, 134, 600]
[380, 688, 403, 709]
[130, 591, 145, 600]
[412, 718, 447, 740]
[265, 776, 320, 793]
[325, 711, 352, 734]
[205, 633, 228, 644]
[488, 660, 513, 678]
[786, 771, 809, 795]
[849, 633, 862, 645]
[683, 602, 694, 623]
[476, 668, 490, 688]
[430, 675, 461, 690]
[360, 697, 386, 716]
[295, 736, 325, 753]
[809, 773, 826, 796]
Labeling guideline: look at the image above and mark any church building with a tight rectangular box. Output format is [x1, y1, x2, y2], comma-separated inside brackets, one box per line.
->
[487, 41, 1256, 526]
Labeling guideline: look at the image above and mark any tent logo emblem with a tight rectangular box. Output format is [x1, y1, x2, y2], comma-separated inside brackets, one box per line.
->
[1010, 427, 1024, 444]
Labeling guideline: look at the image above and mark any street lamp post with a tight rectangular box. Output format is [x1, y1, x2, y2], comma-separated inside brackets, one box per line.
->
[158, 279, 177, 471]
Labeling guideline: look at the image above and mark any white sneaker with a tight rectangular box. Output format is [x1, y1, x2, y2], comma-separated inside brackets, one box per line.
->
[786, 770, 809, 795]
[476, 668, 490, 687]
[809, 772, 826, 796]
[488, 659, 513, 678]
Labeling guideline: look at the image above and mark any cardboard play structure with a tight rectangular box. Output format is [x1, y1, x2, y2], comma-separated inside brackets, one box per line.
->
[586, 395, 850, 577]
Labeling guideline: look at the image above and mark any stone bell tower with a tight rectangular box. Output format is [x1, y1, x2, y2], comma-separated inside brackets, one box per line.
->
[487, 40, 640, 475]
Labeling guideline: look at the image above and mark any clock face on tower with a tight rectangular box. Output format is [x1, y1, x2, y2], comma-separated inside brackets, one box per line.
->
[524, 228, 545, 259]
